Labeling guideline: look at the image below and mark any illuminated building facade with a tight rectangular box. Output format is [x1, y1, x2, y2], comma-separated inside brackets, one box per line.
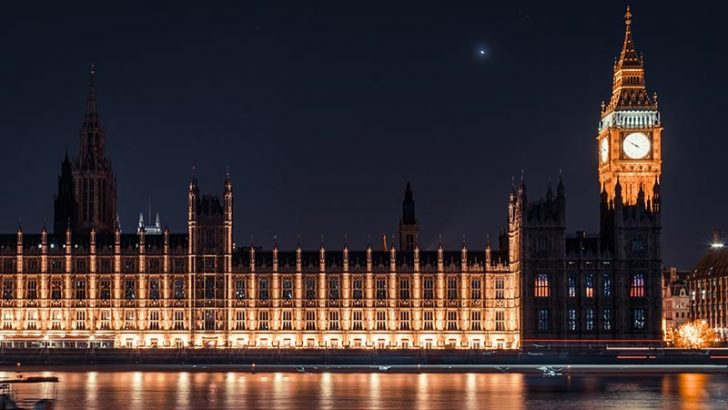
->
[688, 231, 728, 340]
[0, 7, 663, 350]
[519, 7, 663, 346]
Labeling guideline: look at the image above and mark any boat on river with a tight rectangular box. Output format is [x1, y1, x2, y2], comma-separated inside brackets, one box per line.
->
[0, 376, 59, 410]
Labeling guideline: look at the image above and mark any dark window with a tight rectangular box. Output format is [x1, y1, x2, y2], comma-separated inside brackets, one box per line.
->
[51, 280, 62, 300]
[174, 279, 185, 299]
[259, 278, 269, 301]
[282, 279, 293, 300]
[305, 278, 316, 300]
[352, 278, 363, 300]
[204, 277, 215, 299]
[424, 277, 434, 300]
[537, 309, 549, 331]
[585, 308, 595, 331]
[602, 274, 612, 298]
[568, 308, 577, 331]
[328, 278, 340, 300]
[376, 278, 386, 300]
[100, 280, 111, 300]
[633, 308, 646, 330]
[235, 279, 245, 300]
[125, 280, 136, 300]
[26, 280, 37, 300]
[2, 280, 13, 300]
[149, 279, 160, 300]
[568, 275, 577, 298]
[399, 278, 410, 300]
[75, 280, 86, 300]
[447, 278, 458, 300]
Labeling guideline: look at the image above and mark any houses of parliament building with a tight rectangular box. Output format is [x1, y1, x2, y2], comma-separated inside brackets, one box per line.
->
[0, 8, 663, 350]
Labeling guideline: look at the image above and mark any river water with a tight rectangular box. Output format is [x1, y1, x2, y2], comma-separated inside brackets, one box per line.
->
[2, 370, 727, 409]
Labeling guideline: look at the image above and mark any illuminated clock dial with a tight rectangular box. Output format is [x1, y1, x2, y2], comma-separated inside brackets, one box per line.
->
[623, 132, 650, 159]
[600, 138, 609, 163]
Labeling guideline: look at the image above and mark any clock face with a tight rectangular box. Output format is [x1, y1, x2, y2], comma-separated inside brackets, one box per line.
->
[623, 132, 650, 159]
[600, 138, 609, 163]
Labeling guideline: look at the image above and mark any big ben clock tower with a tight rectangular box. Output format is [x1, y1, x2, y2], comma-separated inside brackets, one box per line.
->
[598, 6, 662, 205]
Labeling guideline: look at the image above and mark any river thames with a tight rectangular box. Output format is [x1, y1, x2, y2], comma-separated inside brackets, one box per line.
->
[2, 370, 727, 409]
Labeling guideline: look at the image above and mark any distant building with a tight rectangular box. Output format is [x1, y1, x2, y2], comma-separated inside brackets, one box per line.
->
[688, 230, 728, 340]
[662, 267, 689, 340]
[137, 211, 162, 235]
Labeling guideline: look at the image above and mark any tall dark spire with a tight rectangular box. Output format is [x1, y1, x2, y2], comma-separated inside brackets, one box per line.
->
[79, 64, 105, 168]
[399, 182, 418, 252]
[402, 182, 416, 224]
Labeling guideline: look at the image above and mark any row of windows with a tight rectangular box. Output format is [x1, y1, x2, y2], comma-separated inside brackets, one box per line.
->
[1, 276, 510, 302]
[536, 307, 647, 332]
[534, 273, 646, 298]
[0, 309, 509, 333]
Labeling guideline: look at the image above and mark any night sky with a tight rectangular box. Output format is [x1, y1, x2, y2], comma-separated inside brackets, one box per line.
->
[0, 1, 725, 269]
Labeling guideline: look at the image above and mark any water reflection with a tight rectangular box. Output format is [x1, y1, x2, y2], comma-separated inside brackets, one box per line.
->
[0, 370, 726, 409]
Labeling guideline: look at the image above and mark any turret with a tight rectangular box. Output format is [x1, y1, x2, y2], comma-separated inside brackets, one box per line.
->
[398, 182, 419, 252]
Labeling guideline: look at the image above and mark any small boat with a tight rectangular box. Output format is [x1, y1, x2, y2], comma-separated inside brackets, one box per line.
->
[377, 366, 392, 371]
[0, 376, 59, 409]
[536, 366, 563, 377]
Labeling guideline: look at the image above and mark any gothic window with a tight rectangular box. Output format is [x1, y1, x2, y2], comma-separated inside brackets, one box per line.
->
[352, 278, 363, 300]
[305, 278, 316, 300]
[235, 279, 245, 300]
[174, 279, 185, 299]
[258, 310, 269, 330]
[399, 311, 410, 330]
[328, 277, 340, 300]
[447, 310, 458, 330]
[204, 310, 215, 331]
[471, 311, 482, 330]
[630, 236, 646, 256]
[235, 310, 246, 330]
[602, 274, 612, 298]
[630, 273, 645, 298]
[149, 310, 160, 330]
[51, 280, 62, 300]
[585, 308, 595, 331]
[568, 308, 577, 331]
[124, 280, 136, 300]
[495, 310, 505, 331]
[75, 280, 86, 300]
[124, 310, 136, 329]
[149, 279, 160, 300]
[423, 310, 434, 330]
[495, 277, 505, 299]
[537, 308, 549, 331]
[174, 310, 185, 330]
[376, 310, 387, 330]
[281, 310, 292, 330]
[282, 279, 293, 300]
[602, 308, 612, 332]
[470, 279, 481, 300]
[352, 310, 363, 330]
[329, 310, 340, 330]
[305, 310, 316, 330]
[447, 277, 458, 300]
[633, 308, 646, 330]
[204, 277, 216, 299]
[399, 278, 410, 300]
[26, 280, 37, 300]
[376, 278, 387, 300]
[100, 280, 111, 300]
[585, 274, 594, 298]
[423, 277, 434, 300]
[258, 278, 269, 301]
[75, 310, 86, 330]
[535, 236, 548, 256]
[568, 275, 577, 298]
[99, 310, 111, 330]
[535, 273, 549, 298]
[2, 280, 13, 300]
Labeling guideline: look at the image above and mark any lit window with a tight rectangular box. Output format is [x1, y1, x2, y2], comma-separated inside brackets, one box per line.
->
[585, 274, 594, 298]
[471, 311, 482, 330]
[376, 278, 387, 300]
[329, 310, 340, 330]
[630, 274, 645, 298]
[447, 310, 458, 330]
[258, 311, 269, 330]
[281, 279, 293, 300]
[602, 274, 612, 298]
[495, 277, 505, 300]
[423, 310, 434, 330]
[633, 308, 646, 330]
[471, 279, 481, 300]
[585, 308, 595, 331]
[352, 310, 363, 330]
[495, 310, 505, 331]
[568, 308, 577, 331]
[567, 275, 576, 298]
[535, 273, 549, 298]
[399, 311, 410, 330]
[305, 310, 316, 330]
[537, 309, 549, 331]
[376, 310, 387, 330]
[281, 310, 292, 330]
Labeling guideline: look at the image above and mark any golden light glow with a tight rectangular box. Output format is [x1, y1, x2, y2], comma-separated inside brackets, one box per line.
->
[671, 320, 717, 349]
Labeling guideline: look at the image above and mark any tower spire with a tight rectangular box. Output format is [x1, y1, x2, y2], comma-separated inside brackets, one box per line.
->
[87, 64, 97, 117]
[617, 5, 641, 70]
